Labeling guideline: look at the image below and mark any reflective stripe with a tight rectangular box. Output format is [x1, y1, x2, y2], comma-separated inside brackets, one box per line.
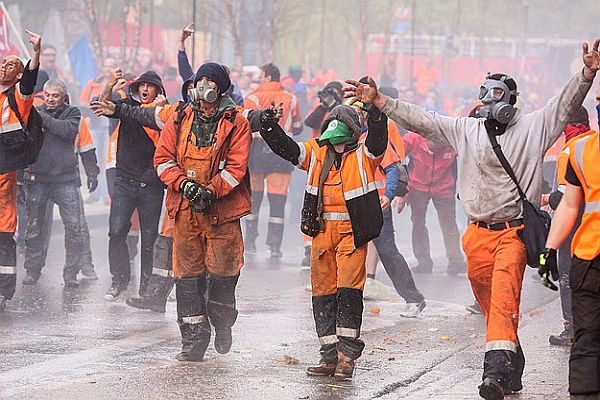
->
[156, 160, 177, 176]
[558, 185, 565, 193]
[182, 315, 206, 324]
[268, 216, 284, 224]
[218, 160, 226, 170]
[343, 182, 379, 200]
[356, 146, 368, 188]
[575, 135, 592, 189]
[297, 142, 307, 166]
[305, 184, 318, 195]
[246, 95, 259, 107]
[220, 170, 239, 188]
[0, 122, 23, 133]
[318, 334, 339, 345]
[336, 327, 359, 338]
[585, 201, 600, 214]
[251, 131, 261, 139]
[0, 266, 16, 274]
[77, 143, 96, 153]
[245, 214, 258, 221]
[242, 109, 252, 118]
[154, 107, 165, 130]
[306, 152, 317, 180]
[152, 268, 172, 277]
[322, 212, 350, 220]
[485, 340, 517, 352]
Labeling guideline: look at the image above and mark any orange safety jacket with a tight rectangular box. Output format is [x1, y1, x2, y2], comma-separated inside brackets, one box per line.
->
[298, 138, 383, 248]
[244, 81, 301, 133]
[555, 130, 595, 186]
[569, 132, 600, 260]
[154, 106, 252, 225]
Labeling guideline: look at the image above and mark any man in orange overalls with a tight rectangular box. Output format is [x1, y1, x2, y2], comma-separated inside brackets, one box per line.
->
[259, 89, 388, 380]
[154, 62, 251, 361]
[0, 30, 41, 311]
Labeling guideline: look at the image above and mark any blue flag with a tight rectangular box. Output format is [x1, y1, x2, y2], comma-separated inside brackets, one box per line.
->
[69, 36, 98, 88]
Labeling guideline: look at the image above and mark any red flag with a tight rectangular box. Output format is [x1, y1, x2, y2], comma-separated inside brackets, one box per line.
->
[0, 8, 19, 58]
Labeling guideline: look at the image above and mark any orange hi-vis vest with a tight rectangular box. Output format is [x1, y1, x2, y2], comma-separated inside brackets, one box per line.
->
[298, 138, 383, 247]
[75, 117, 96, 154]
[555, 130, 595, 187]
[569, 132, 600, 260]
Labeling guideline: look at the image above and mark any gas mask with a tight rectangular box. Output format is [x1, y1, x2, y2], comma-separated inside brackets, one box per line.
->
[478, 74, 518, 124]
[189, 78, 219, 104]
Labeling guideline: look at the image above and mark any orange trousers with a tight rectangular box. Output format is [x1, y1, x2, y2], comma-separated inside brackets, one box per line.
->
[173, 204, 244, 279]
[0, 172, 17, 233]
[463, 224, 526, 352]
[310, 220, 367, 296]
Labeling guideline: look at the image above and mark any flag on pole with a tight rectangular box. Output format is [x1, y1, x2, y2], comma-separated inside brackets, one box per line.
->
[69, 36, 98, 88]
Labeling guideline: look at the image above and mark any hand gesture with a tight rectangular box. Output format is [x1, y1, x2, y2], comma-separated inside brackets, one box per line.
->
[392, 196, 406, 214]
[536, 248, 559, 291]
[109, 68, 123, 85]
[343, 77, 379, 105]
[260, 101, 283, 125]
[379, 195, 391, 211]
[154, 94, 168, 107]
[180, 23, 194, 44]
[25, 30, 41, 53]
[90, 99, 117, 117]
[582, 38, 600, 79]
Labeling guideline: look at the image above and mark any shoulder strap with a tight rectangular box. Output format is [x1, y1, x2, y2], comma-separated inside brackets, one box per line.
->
[174, 101, 187, 144]
[486, 131, 527, 200]
[5, 86, 27, 130]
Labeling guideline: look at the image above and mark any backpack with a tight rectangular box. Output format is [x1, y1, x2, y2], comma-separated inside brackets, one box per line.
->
[0, 86, 44, 173]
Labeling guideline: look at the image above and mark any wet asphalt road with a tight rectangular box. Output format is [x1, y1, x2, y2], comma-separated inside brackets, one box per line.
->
[0, 198, 568, 400]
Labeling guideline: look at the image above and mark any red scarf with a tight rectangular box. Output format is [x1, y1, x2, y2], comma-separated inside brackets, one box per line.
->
[564, 123, 589, 142]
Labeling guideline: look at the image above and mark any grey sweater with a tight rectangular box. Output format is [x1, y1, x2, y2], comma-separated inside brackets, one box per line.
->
[381, 71, 593, 223]
[27, 104, 82, 184]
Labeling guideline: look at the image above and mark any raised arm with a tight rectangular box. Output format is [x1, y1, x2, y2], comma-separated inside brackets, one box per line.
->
[39, 106, 81, 140]
[259, 108, 303, 166]
[178, 23, 195, 81]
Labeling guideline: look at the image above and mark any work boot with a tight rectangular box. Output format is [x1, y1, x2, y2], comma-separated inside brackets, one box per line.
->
[126, 275, 173, 313]
[411, 264, 433, 274]
[80, 268, 98, 280]
[301, 245, 311, 267]
[214, 328, 233, 354]
[306, 358, 337, 376]
[63, 271, 80, 288]
[176, 277, 211, 362]
[0, 296, 6, 312]
[478, 377, 504, 400]
[549, 325, 573, 346]
[22, 270, 41, 285]
[334, 352, 355, 380]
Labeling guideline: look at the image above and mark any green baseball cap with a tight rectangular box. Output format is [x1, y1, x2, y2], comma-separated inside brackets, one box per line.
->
[320, 119, 352, 145]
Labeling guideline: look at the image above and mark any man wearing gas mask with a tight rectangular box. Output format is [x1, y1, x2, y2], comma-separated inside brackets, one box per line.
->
[154, 62, 251, 362]
[345, 39, 600, 400]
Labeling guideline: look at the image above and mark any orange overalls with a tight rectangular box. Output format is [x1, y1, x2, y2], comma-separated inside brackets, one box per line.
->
[172, 132, 244, 279]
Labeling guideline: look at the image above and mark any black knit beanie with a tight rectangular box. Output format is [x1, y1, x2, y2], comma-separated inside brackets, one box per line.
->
[194, 62, 231, 94]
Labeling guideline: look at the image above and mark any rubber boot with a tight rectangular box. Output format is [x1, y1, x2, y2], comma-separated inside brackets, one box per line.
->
[549, 321, 573, 346]
[22, 269, 41, 285]
[479, 377, 504, 400]
[244, 218, 258, 253]
[207, 274, 239, 354]
[175, 276, 210, 362]
[508, 346, 525, 393]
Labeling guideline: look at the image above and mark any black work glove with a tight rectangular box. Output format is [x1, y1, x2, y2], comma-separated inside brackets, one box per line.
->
[260, 107, 278, 126]
[181, 179, 203, 202]
[536, 247, 559, 291]
[87, 176, 98, 193]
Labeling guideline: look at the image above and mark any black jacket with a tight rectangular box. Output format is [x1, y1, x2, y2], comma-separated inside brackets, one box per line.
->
[113, 71, 166, 186]
[27, 104, 82, 184]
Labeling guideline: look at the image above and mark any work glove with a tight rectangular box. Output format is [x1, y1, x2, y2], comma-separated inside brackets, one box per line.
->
[181, 179, 214, 212]
[536, 247, 559, 291]
[87, 176, 98, 193]
[181, 179, 203, 202]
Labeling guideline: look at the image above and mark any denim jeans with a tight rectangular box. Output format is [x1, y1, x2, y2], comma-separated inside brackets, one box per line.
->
[24, 181, 85, 277]
[108, 176, 163, 294]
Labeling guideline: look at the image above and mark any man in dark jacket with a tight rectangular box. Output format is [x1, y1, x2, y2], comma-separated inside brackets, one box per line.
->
[101, 70, 166, 301]
[22, 78, 86, 287]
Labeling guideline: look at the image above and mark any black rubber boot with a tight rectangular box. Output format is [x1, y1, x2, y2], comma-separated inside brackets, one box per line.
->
[126, 276, 172, 313]
[479, 377, 504, 400]
[508, 345, 525, 393]
[175, 276, 210, 362]
[207, 274, 239, 354]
